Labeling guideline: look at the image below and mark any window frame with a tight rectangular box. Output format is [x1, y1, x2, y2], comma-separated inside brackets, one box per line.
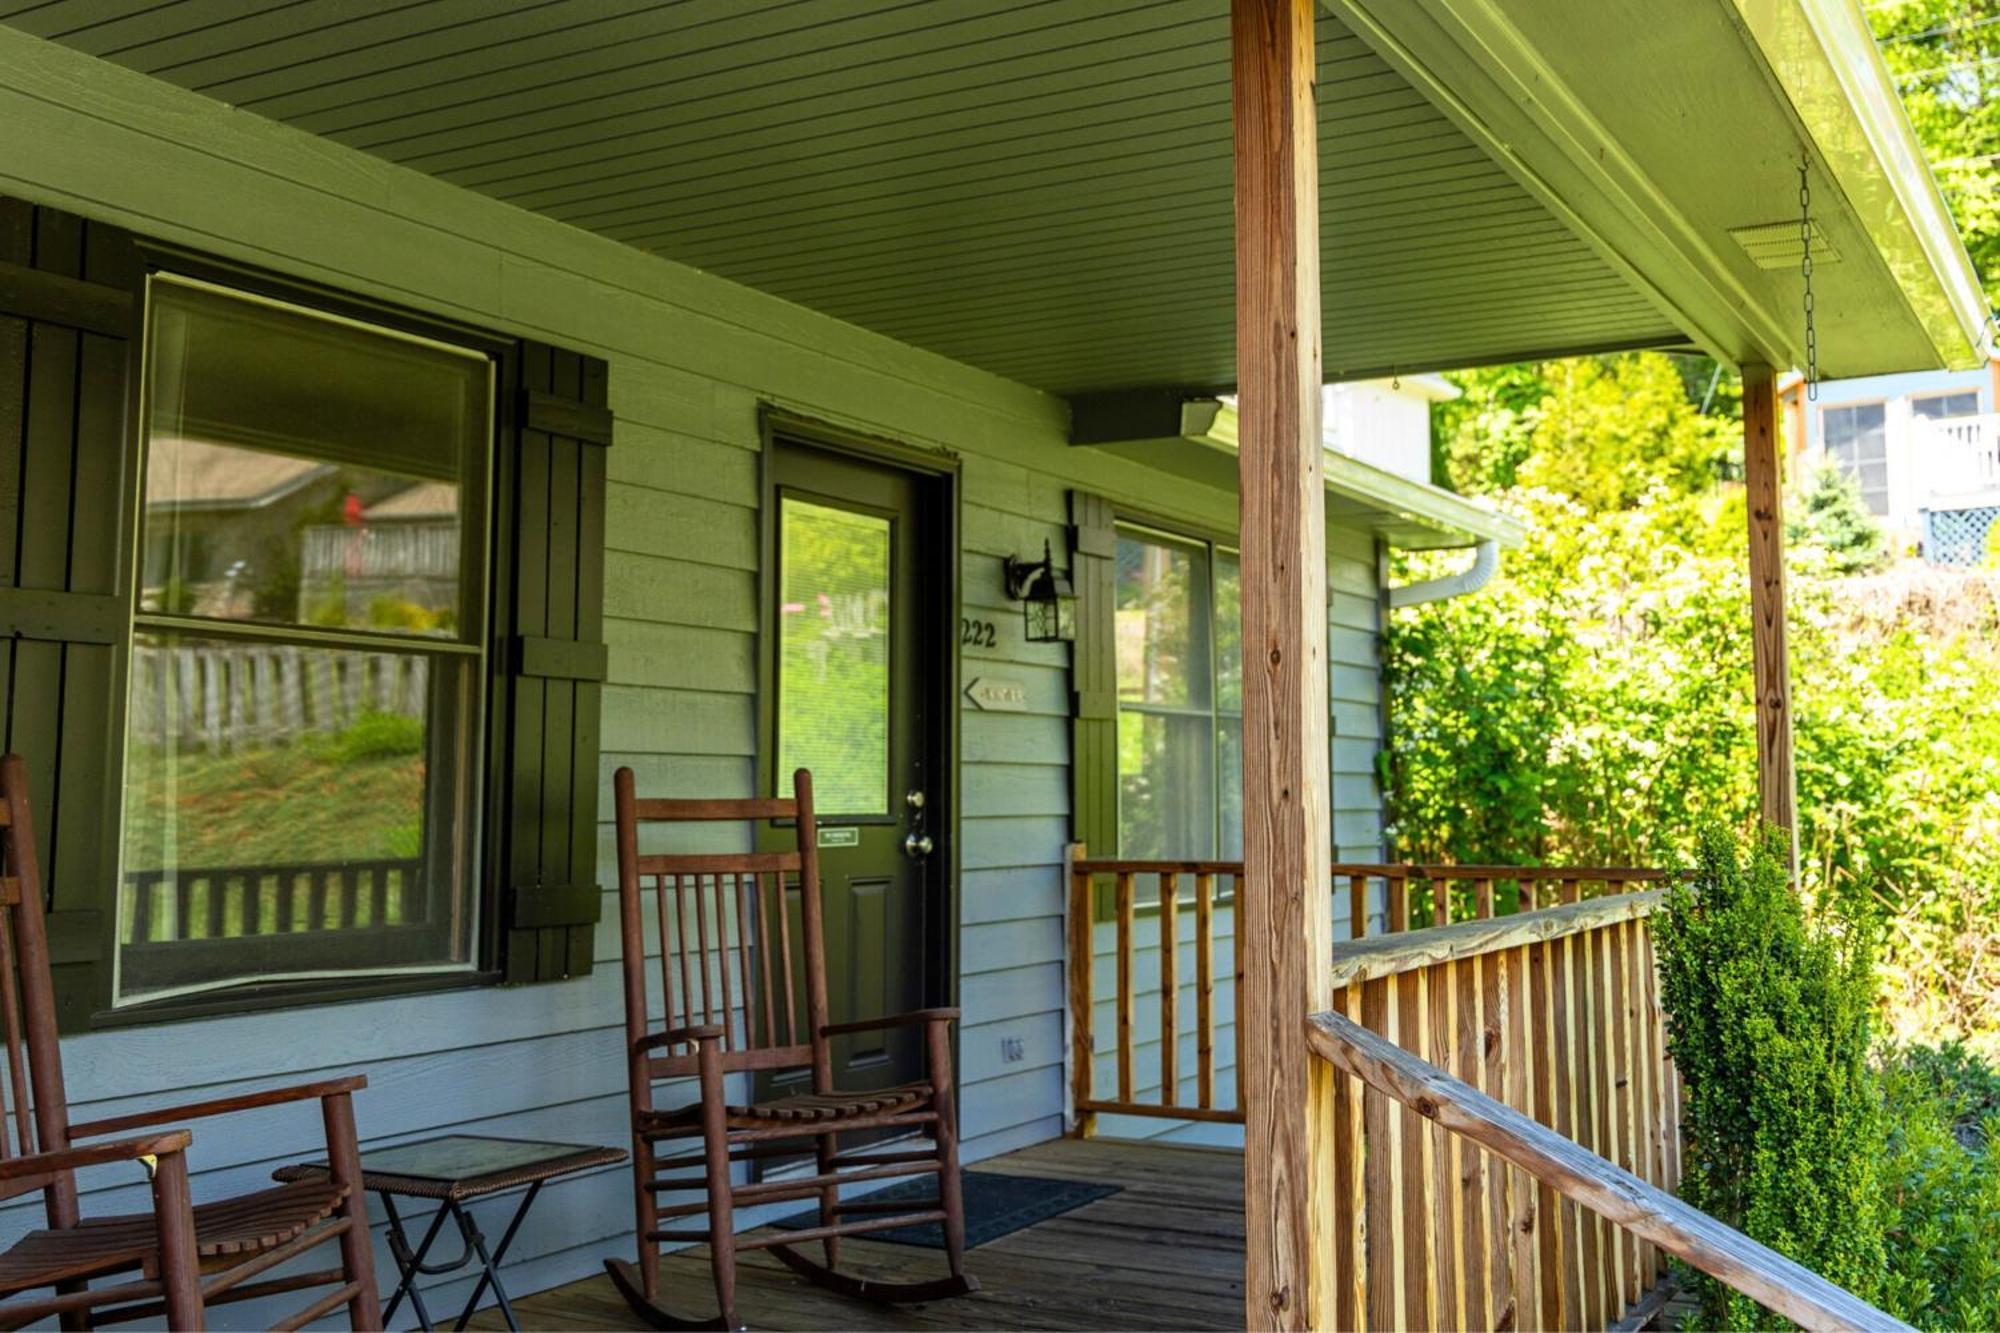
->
[1910, 389, 1982, 421]
[1111, 519, 1243, 865]
[1817, 398, 1891, 515]
[97, 245, 522, 1028]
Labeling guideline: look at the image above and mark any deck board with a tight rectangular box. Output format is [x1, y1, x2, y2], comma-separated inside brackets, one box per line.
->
[475, 1137, 1245, 1331]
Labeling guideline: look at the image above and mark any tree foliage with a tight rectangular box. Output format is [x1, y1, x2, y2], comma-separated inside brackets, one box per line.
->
[1391, 353, 2000, 1047]
[1871, 0, 2000, 307]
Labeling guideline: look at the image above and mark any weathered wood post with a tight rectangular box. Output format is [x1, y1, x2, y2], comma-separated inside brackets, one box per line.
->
[1233, 0, 1336, 1327]
[1743, 362, 1798, 867]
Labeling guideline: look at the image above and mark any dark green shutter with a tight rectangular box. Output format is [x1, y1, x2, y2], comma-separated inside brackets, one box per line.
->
[0, 197, 140, 1031]
[1069, 491, 1117, 860]
[492, 341, 611, 983]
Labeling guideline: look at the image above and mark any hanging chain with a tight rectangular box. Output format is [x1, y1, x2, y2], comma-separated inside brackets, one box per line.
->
[1800, 160, 1818, 402]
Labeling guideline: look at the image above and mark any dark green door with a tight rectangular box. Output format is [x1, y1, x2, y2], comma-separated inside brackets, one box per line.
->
[761, 440, 941, 1103]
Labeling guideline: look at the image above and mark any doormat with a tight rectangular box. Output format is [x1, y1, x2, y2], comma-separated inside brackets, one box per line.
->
[773, 1171, 1119, 1250]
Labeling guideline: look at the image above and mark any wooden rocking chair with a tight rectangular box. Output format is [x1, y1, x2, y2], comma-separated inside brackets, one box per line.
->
[605, 767, 977, 1331]
[0, 754, 381, 1330]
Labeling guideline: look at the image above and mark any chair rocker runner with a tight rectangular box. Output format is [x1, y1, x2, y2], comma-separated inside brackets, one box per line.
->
[607, 767, 977, 1331]
[0, 754, 381, 1331]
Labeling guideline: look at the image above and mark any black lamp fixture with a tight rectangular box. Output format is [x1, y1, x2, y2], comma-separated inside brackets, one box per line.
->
[1005, 540, 1077, 643]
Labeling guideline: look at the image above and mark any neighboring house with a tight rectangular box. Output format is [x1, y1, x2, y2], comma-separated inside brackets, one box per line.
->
[1784, 359, 2000, 563]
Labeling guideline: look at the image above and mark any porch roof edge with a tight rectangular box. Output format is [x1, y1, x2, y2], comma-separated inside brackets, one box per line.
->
[1204, 404, 1527, 551]
[1732, 0, 1994, 371]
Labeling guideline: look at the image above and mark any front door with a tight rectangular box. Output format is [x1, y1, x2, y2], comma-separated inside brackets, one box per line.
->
[759, 438, 946, 1104]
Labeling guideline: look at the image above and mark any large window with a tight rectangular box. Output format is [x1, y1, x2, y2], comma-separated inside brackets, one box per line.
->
[118, 275, 492, 1004]
[1114, 526, 1242, 860]
[1821, 402, 1889, 516]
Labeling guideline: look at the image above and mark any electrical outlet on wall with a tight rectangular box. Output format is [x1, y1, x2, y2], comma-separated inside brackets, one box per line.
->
[1000, 1035, 1026, 1064]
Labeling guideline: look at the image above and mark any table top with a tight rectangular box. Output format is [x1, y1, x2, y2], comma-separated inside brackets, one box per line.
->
[273, 1134, 627, 1201]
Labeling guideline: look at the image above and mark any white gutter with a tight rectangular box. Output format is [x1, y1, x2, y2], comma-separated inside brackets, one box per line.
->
[1389, 538, 1502, 609]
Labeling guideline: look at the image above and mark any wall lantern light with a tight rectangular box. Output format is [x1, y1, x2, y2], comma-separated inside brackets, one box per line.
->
[1005, 540, 1076, 643]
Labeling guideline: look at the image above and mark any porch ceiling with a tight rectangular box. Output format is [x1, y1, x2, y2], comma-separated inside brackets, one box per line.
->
[1, 0, 1979, 393]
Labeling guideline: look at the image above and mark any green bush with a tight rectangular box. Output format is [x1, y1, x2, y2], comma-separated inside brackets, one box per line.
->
[1878, 1044, 2000, 1330]
[1655, 825, 1886, 1329]
[319, 710, 424, 762]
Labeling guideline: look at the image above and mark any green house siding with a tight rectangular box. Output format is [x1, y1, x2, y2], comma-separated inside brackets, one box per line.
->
[0, 27, 1391, 1312]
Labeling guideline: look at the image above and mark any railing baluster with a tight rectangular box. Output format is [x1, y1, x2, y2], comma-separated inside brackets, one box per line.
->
[1115, 871, 1135, 1106]
[1233, 872, 1246, 1117]
[1194, 872, 1214, 1110]
[1398, 965, 1435, 1329]
[1611, 919, 1644, 1310]
[1158, 873, 1178, 1108]
[1362, 976, 1404, 1331]
[1331, 980, 1366, 1331]
[1067, 854, 1094, 1138]
[1433, 877, 1451, 928]
[1427, 960, 1462, 1329]
[1349, 872, 1368, 940]
[1455, 954, 1489, 1332]
[1475, 876, 1495, 920]
[1387, 874, 1408, 934]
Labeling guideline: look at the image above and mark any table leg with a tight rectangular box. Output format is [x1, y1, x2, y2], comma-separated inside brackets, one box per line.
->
[448, 1185, 539, 1333]
[382, 1193, 453, 1333]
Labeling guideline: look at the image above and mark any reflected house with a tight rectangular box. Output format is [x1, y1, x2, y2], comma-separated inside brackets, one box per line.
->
[139, 436, 345, 620]
[300, 482, 462, 632]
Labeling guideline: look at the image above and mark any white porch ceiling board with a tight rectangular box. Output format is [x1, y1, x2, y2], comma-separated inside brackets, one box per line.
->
[0, 0, 1687, 394]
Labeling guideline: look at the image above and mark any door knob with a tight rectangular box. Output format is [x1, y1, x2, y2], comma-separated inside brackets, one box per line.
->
[903, 832, 934, 858]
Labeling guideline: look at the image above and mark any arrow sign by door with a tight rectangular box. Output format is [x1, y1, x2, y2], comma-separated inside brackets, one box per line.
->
[963, 676, 1029, 712]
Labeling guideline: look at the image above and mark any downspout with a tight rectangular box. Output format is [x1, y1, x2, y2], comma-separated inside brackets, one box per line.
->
[1387, 538, 1501, 609]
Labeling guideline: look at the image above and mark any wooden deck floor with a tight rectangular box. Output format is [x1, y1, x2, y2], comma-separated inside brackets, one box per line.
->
[479, 1137, 1244, 1331]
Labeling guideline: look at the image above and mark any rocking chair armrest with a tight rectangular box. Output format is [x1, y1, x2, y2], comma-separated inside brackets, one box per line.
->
[68, 1075, 368, 1141]
[633, 1024, 726, 1055]
[0, 1129, 192, 1182]
[819, 1007, 960, 1037]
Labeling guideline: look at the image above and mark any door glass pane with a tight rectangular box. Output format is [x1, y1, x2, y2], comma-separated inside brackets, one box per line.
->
[1117, 711, 1216, 859]
[117, 631, 477, 1003]
[777, 498, 891, 815]
[142, 277, 487, 638]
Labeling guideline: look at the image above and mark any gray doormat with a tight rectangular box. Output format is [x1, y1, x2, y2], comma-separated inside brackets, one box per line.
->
[773, 1170, 1119, 1250]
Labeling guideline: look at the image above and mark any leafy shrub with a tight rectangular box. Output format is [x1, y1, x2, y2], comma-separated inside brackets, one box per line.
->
[318, 711, 424, 762]
[1655, 825, 1886, 1328]
[1877, 1044, 2000, 1330]
[367, 596, 449, 633]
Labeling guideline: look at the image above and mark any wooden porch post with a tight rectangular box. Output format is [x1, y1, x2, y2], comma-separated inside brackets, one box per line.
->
[1233, 0, 1336, 1328]
[1743, 363, 1798, 864]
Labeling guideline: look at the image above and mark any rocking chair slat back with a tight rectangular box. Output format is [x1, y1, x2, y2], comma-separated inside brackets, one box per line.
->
[613, 768, 830, 1084]
[0, 756, 77, 1219]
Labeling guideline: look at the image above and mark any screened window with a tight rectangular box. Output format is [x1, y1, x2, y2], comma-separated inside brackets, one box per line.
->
[1114, 527, 1242, 860]
[1821, 402, 1889, 516]
[1913, 391, 1980, 421]
[117, 275, 491, 1005]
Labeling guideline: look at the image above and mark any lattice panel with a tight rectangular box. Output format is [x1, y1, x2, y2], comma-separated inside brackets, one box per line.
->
[1923, 507, 2000, 566]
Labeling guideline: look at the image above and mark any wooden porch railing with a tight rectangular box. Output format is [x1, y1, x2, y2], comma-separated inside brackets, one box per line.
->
[1064, 853, 1674, 1133]
[1306, 891, 1910, 1333]
[1316, 891, 1680, 1330]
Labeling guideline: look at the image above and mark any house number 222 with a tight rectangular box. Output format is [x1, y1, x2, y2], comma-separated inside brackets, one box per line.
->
[960, 618, 997, 648]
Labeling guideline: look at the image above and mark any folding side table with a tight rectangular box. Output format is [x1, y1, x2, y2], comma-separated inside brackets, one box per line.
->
[276, 1133, 627, 1331]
